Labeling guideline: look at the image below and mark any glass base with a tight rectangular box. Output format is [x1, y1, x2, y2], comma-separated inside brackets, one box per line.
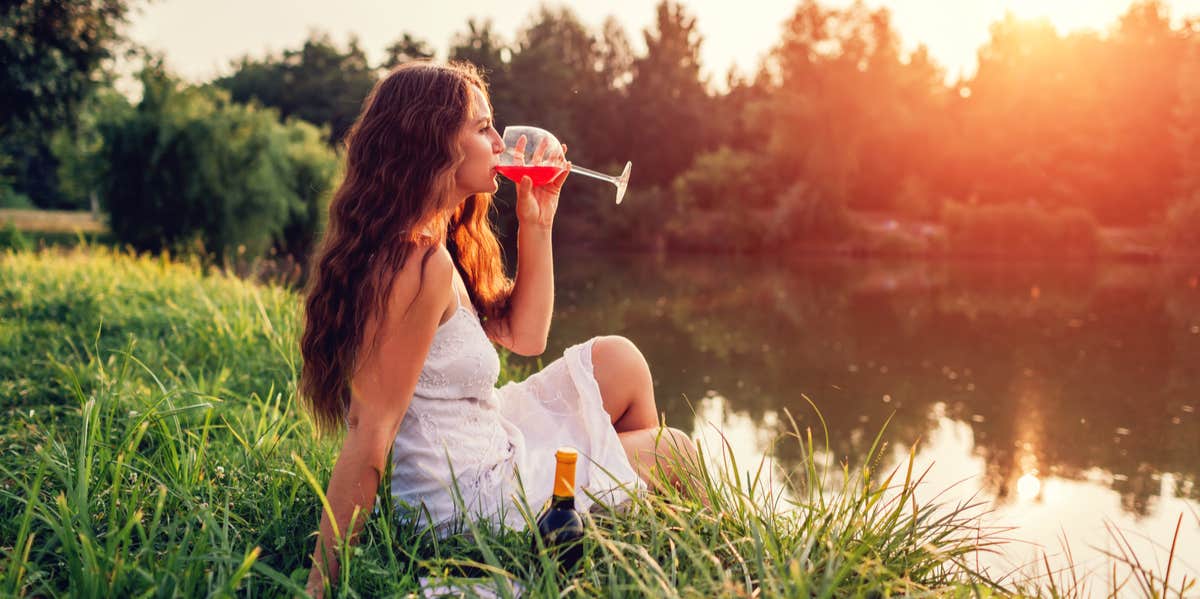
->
[615, 161, 632, 205]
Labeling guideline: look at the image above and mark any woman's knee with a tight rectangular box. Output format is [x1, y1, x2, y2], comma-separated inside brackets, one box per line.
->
[622, 426, 697, 470]
[591, 336, 657, 429]
[591, 335, 650, 382]
[621, 426, 703, 497]
[658, 427, 698, 463]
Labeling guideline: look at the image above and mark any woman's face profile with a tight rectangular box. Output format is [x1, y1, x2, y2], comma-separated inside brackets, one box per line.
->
[451, 86, 504, 204]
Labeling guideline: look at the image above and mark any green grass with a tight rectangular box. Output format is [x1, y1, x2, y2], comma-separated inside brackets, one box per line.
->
[0, 245, 1189, 597]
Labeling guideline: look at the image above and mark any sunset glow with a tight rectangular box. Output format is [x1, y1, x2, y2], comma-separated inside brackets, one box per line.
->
[972, 0, 1145, 33]
[127, 0, 1200, 85]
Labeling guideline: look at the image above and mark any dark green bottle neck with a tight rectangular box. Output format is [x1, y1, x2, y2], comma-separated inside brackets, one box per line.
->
[549, 493, 575, 509]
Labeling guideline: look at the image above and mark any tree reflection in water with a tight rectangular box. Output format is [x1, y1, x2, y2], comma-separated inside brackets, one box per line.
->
[522, 250, 1200, 516]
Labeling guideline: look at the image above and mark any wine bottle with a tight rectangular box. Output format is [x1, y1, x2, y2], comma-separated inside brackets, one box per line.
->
[533, 447, 585, 571]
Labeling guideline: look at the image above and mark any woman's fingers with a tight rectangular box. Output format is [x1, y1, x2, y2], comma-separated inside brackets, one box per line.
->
[532, 136, 550, 164]
[554, 162, 572, 185]
[543, 162, 571, 193]
[513, 135, 527, 165]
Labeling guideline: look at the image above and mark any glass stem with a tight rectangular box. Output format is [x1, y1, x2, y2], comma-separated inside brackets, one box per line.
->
[570, 165, 618, 185]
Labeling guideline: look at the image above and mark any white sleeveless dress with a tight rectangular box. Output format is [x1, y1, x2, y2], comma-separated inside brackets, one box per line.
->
[388, 288, 644, 533]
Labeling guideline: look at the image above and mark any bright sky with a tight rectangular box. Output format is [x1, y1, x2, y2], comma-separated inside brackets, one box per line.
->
[127, 0, 1200, 86]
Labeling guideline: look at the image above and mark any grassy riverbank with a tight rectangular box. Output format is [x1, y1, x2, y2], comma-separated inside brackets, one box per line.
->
[0, 245, 1185, 597]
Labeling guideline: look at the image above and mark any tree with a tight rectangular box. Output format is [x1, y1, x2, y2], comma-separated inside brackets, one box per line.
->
[0, 0, 131, 134]
[449, 19, 515, 131]
[490, 9, 639, 245]
[1098, 0, 1186, 224]
[624, 1, 713, 187]
[1176, 32, 1200, 200]
[1, 0, 135, 207]
[450, 18, 510, 80]
[50, 86, 133, 211]
[99, 65, 339, 262]
[757, 0, 948, 211]
[382, 33, 435, 69]
[506, 6, 632, 169]
[1168, 30, 1200, 252]
[216, 33, 377, 145]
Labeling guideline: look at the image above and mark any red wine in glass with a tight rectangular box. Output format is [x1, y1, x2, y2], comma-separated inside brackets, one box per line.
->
[500, 125, 632, 204]
[495, 165, 563, 186]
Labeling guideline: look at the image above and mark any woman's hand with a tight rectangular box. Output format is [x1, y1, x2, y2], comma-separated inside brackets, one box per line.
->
[514, 137, 570, 231]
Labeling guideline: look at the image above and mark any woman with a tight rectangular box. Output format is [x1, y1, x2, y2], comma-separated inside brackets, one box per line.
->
[298, 61, 700, 594]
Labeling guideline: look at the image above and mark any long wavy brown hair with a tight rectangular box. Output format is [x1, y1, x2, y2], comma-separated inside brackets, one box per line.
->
[299, 61, 512, 435]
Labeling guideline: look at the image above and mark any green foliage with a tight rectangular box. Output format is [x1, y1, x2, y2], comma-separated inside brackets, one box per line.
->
[1, 189, 35, 210]
[664, 148, 851, 250]
[49, 88, 134, 210]
[10, 0, 1200, 251]
[274, 120, 341, 266]
[672, 147, 773, 212]
[772, 182, 855, 244]
[382, 33, 435, 69]
[507, 8, 631, 169]
[0, 0, 131, 132]
[759, 1, 949, 213]
[1174, 39, 1200, 203]
[941, 200, 1102, 257]
[960, 2, 1187, 225]
[449, 19, 510, 83]
[0, 0, 134, 208]
[625, 1, 713, 188]
[0, 220, 32, 251]
[215, 33, 377, 145]
[665, 149, 767, 251]
[97, 68, 339, 263]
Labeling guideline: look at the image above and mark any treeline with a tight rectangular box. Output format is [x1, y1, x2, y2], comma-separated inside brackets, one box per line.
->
[4, 0, 1200, 261]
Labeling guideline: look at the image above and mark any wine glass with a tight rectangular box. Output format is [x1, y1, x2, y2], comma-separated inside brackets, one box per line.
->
[497, 125, 632, 205]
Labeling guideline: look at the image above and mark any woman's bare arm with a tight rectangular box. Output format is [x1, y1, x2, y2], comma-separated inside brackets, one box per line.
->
[490, 225, 553, 356]
[306, 247, 453, 597]
[485, 167, 569, 355]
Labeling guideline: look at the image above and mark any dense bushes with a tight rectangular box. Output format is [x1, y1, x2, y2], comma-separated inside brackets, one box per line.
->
[0, 221, 32, 251]
[662, 147, 853, 251]
[97, 70, 338, 264]
[1167, 192, 1200, 254]
[942, 201, 1101, 257]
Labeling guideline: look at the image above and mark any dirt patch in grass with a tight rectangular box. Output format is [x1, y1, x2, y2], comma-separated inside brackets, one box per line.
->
[0, 209, 107, 233]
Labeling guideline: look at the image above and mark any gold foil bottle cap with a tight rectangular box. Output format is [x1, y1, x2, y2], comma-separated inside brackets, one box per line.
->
[555, 447, 578, 464]
[553, 447, 578, 497]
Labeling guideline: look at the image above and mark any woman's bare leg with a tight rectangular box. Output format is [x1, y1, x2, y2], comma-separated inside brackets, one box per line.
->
[618, 426, 706, 502]
[591, 336, 659, 433]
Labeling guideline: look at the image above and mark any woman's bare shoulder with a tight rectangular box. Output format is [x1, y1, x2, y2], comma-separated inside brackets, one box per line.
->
[387, 245, 454, 318]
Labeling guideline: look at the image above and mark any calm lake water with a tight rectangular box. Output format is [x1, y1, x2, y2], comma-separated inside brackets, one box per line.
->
[525, 249, 1200, 583]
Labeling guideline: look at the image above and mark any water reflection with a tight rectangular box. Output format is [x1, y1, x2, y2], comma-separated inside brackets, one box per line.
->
[521, 249, 1200, 576]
